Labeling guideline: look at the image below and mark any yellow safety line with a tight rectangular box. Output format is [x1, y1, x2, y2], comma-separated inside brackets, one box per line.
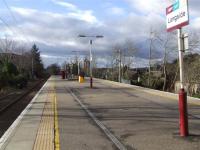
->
[54, 88, 60, 150]
[33, 88, 54, 150]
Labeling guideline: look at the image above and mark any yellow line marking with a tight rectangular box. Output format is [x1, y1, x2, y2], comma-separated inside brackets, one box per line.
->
[33, 88, 54, 150]
[54, 88, 60, 150]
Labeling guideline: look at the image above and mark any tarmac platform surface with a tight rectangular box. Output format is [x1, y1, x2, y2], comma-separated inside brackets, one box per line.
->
[0, 76, 200, 150]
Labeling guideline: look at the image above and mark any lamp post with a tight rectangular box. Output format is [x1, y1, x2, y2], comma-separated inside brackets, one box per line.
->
[117, 49, 122, 83]
[72, 50, 81, 75]
[78, 35, 104, 88]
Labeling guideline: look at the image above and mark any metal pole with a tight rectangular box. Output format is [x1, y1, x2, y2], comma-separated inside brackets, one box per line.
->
[32, 57, 34, 78]
[77, 52, 80, 75]
[78, 34, 103, 87]
[118, 49, 121, 83]
[178, 28, 188, 137]
[65, 61, 67, 79]
[148, 37, 152, 87]
[90, 40, 93, 88]
[78, 61, 80, 75]
[178, 28, 184, 89]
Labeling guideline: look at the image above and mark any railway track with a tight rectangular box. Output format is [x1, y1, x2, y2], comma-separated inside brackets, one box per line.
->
[0, 79, 46, 137]
[0, 80, 45, 114]
[0, 93, 16, 101]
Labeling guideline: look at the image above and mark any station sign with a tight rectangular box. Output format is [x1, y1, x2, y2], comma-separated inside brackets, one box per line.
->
[166, 0, 189, 32]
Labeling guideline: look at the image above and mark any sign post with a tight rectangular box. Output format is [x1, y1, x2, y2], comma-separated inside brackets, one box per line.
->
[166, 0, 189, 137]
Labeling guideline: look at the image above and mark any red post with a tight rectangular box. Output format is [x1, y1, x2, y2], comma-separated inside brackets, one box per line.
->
[90, 77, 93, 88]
[61, 71, 65, 79]
[179, 88, 189, 137]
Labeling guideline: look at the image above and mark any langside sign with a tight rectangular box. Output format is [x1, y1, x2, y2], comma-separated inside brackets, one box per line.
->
[166, 0, 189, 32]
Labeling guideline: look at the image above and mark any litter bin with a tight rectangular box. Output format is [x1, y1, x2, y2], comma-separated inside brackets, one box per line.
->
[79, 72, 85, 83]
[79, 76, 84, 83]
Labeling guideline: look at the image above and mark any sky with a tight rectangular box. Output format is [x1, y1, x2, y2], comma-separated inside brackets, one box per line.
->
[0, 0, 199, 67]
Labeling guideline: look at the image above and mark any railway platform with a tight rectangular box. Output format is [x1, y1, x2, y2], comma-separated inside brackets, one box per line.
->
[0, 76, 200, 150]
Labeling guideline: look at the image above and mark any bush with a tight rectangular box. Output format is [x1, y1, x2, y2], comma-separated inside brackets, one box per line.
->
[131, 80, 142, 86]
[1, 62, 18, 76]
[139, 73, 164, 90]
[151, 77, 164, 90]
[11, 74, 28, 89]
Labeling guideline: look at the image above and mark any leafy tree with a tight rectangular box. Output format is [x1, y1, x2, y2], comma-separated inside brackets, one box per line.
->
[46, 64, 60, 75]
[72, 63, 78, 75]
[0, 60, 19, 89]
[31, 44, 44, 78]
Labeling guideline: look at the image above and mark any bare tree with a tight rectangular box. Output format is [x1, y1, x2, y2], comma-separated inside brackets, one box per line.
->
[147, 29, 156, 87]
[155, 30, 177, 91]
[188, 31, 200, 53]
[111, 40, 138, 82]
[183, 31, 200, 95]
[110, 44, 121, 81]
[0, 37, 17, 63]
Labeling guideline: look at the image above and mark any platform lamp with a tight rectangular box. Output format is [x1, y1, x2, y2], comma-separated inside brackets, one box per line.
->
[78, 35, 104, 88]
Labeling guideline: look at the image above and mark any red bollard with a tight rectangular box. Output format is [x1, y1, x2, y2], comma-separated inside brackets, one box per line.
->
[179, 88, 189, 137]
[61, 71, 65, 79]
[90, 77, 93, 88]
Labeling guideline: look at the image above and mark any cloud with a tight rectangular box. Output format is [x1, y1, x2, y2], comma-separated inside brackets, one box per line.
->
[125, 0, 169, 15]
[2, 0, 199, 68]
[188, 0, 200, 17]
[110, 7, 125, 15]
[51, 0, 100, 24]
[11, 7, 98, 47]
[8, 6, 167, 67]
[67, 10, 99, 24]
[191, 17, 200, 29]
[51, 0, 77, 11]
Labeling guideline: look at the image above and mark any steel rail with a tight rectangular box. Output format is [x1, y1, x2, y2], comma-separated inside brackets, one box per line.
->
[0, 80, 45, 114]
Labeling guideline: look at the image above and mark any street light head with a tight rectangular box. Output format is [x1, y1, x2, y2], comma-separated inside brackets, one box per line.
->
[96, 35, 104, 38]
[78, 34, 104, 38]
[78, 35, 86, 37]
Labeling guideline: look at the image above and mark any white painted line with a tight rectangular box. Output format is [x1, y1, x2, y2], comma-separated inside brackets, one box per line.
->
[0, 79, 49, 149]
[68, 88, 127, 150]
[95, 78, 200, 102]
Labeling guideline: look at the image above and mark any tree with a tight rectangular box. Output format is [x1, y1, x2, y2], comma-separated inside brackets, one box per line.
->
[31, 44, 44, 78]
[188, 31, 200, 53]
[155, 30, 177, 91]
[184, 54, 200, 95]
[112, 39, 138, 81]
[83, 56, 90, 76]
[123, 39, 138, 69]
[46, 64, 60, 75]
[147, 29, 156, 87]
[0, 37, 16, 60]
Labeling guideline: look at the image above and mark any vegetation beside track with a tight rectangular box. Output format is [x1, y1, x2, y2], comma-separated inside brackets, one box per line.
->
[0, 43, 48, 96]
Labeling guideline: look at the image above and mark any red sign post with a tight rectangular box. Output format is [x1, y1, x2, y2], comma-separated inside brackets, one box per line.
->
[166, 0, 189, 137]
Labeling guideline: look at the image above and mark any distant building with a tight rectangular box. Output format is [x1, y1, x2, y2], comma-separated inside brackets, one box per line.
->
[0, 52, 22, 64]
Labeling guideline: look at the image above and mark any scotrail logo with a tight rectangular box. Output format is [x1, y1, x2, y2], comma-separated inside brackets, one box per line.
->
[166, 0, 179, 15]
